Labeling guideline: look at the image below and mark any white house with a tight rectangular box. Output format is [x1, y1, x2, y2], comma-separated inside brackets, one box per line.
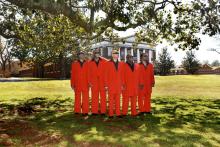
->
[90, 35, 156, 63]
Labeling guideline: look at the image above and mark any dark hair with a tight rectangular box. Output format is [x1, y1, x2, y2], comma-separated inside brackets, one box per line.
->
[126, 54, 133, 60]
[77, 51, 85, 56]
[140, 53, 144, 59]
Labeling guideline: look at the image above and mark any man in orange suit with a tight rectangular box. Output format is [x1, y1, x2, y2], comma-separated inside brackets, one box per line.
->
[122, 54, 139, 116]
[105, 50, 124, 117]
[88, 49, 108, 115]
[71, 51, 89, 115]
[138, 52, 155, 114]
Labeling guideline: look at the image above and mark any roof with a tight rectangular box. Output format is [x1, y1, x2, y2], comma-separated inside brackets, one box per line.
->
[213, 66, 220, 70]
[199, 64, 213, 70]
[91, 35, 156, 50]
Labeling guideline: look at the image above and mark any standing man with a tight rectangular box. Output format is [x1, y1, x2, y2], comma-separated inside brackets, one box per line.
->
[138, 52, 155, 114]
[88, 48, 108, 115]
[71, 51, 89, 115]
[86, 52, 93, 61]
[122, 54, 139, 116]
[105, 50, 124, 117]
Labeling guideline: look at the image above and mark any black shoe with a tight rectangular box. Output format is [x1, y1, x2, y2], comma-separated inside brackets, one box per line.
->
[91, 113, 98, 116]
[100, 113, 106, 116]
[82, 113, 88, 116]
[138, 112, 145, 116]
[108, 116, 113, 118]
[117, 115, 123, 118]
[145, 112, 152, 114]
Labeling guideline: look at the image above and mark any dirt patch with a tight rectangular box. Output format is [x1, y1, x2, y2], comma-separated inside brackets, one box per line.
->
[0, 119, 62, 146]
[0, 119, 119, 147]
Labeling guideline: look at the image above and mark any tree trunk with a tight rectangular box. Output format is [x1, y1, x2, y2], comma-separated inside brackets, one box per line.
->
[40, 64, 44, 78]
[59, 53, 66, 79]
[20, 61, 23, 67]
[2, 61, 6, 71]
[8, 60, 11, 72]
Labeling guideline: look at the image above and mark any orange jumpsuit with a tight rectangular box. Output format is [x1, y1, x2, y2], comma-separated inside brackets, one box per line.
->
[88, 58, 108, 114]
[122, 62, 139, 116]
[71, 60, 89, 114]
[120, 61, 126, 104]
[138, 63, 155, 113]
[105, 60, 124, 116]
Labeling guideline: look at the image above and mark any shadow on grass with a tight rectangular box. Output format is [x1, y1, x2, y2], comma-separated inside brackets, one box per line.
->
[1, 97, 220, 146]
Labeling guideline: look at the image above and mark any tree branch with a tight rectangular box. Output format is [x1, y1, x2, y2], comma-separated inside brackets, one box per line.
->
[6, 0, 91, 32]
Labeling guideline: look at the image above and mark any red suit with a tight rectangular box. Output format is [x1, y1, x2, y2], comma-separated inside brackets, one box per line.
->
[105, 60, 124, 116]
[122, 62, 139, 116]
[138, 63, 155, 113]
[88, 58, 108, 114]
[71, 60, 89, 114]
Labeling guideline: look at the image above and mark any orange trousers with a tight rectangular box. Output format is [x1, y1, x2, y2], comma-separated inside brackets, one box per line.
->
[122, 95, 138, 116]
[138, 92, 151, 112]
[108, 93, 121, 116]
[74, 90, 89, 114]
[91, 89, 106, 114]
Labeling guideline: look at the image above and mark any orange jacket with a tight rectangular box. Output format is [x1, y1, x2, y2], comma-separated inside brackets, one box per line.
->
[71, 60, 89, 91]
[123, 62, 139, 96]
[100, 56, 109, 61]
[88, 58, 108, 91]
[138, 63, 155, 93]
[105, 60, 124, 94]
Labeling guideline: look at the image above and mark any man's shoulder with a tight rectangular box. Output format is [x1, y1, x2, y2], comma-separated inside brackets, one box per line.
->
[72, 60, 78, 64]
[134, 63, 139, 67]
[148, 62, 154, 67]
[100, 57, 109, 62]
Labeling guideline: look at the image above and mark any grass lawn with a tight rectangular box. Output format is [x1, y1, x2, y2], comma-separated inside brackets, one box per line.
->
[0, 75, 220, 147]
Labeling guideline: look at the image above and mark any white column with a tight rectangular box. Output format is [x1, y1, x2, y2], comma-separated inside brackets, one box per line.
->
[149, 50, 152, 62]
[108, 47, 112, 56]
[118, 48, 121, 61]
[131, 48, 134, 56]
[137, 48, 140, 63]
[125, 48, 127, 62]
[100, 48, 103, 56]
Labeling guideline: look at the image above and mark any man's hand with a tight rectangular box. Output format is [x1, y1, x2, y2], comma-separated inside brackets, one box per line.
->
[139, 84, 144, 90]
[152, 83, 155, 87]
[89, 83, 93, 87]
[71, 86, 75, 91]
[104, 86, 108, 91]
[122, 85, 126, 91]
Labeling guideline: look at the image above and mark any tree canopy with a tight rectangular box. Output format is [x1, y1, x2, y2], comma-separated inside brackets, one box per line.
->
[0, 0, 219, 51]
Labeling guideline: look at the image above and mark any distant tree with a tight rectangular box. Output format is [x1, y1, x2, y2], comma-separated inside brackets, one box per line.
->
[10, 39, 30, 67]
[202, 60, 210, 65]
[155, 47, 175, 76]
[211, 60, 220, 66]
[182, 51, 200, 74]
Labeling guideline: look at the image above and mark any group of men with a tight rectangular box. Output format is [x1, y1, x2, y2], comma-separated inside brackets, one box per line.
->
[70, 48, 155, 117]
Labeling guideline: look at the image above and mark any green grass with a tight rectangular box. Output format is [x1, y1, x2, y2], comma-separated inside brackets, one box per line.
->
[1, 75, 220, 102]
[0, 75, 220, 146]
[153, 75, 220, 99]
[0, 80, 73, 103]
